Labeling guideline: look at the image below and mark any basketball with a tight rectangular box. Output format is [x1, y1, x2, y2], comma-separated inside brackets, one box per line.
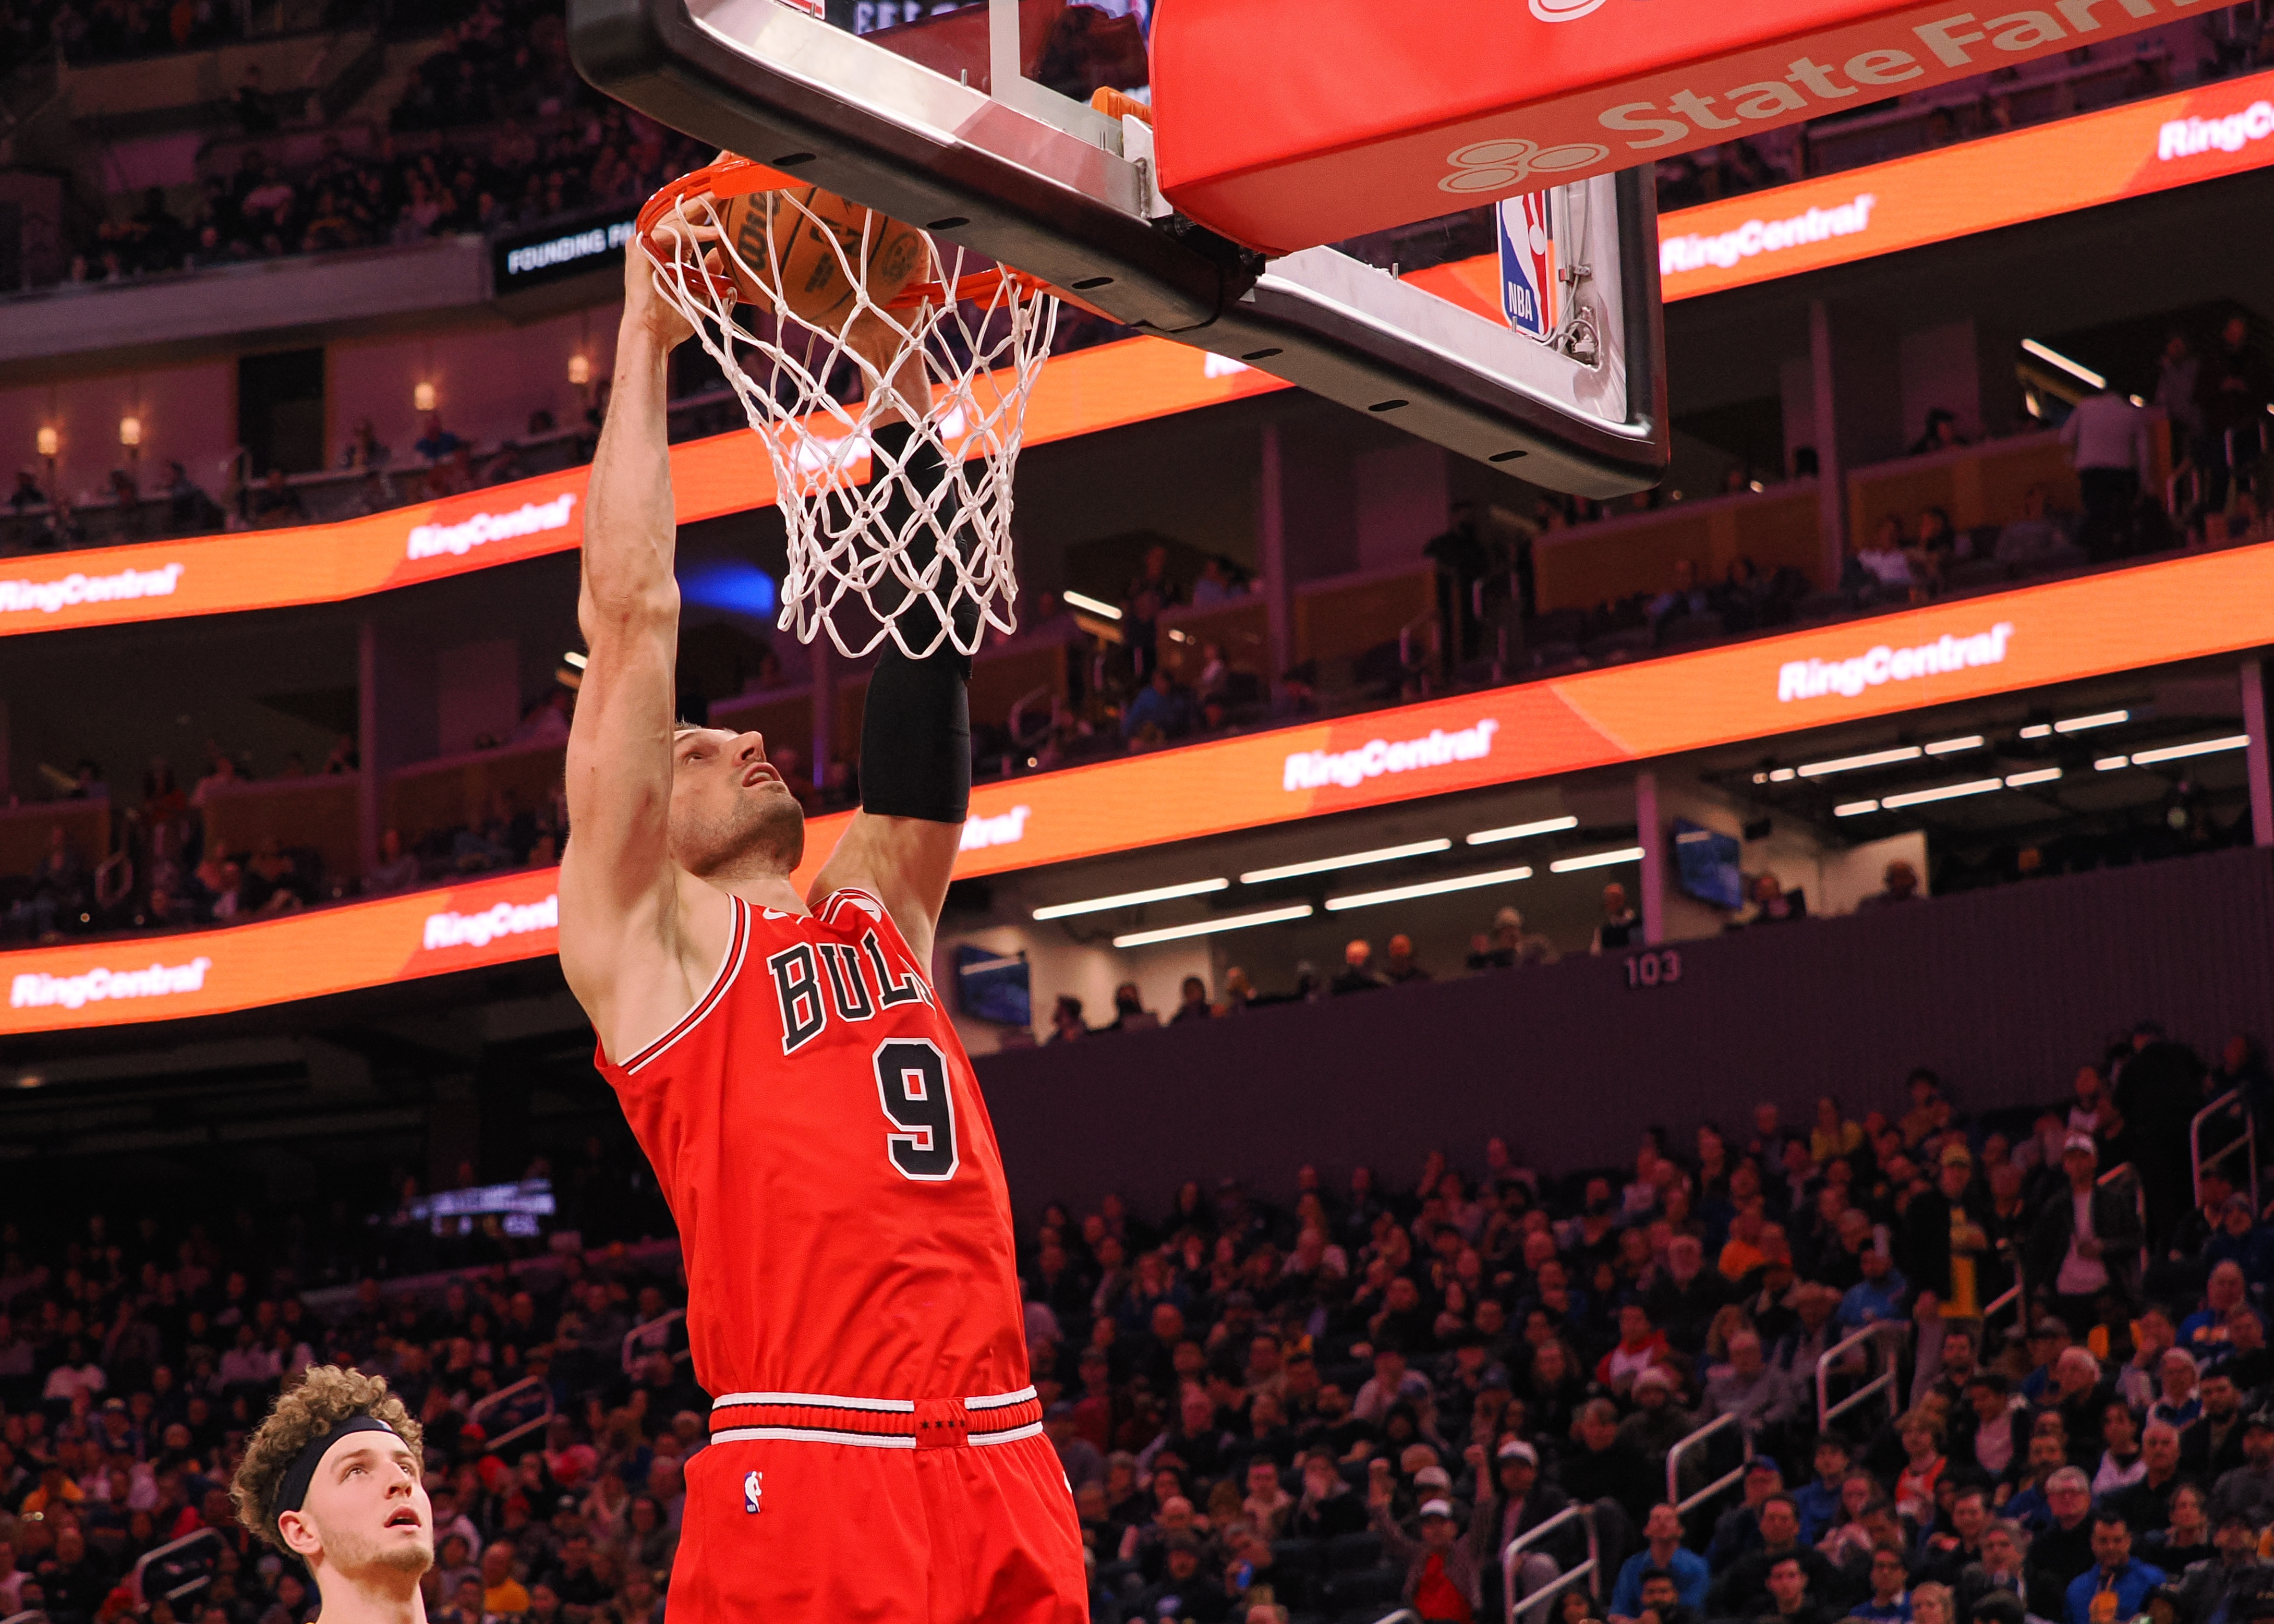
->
[716, 183, 928, 329]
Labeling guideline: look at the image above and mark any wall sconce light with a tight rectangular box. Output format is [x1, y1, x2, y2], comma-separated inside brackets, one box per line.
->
[36, 426, 59, 458]
[413, 381, 437, 413]
[119, 416, 143, 449]
[567, 354, 591, 386]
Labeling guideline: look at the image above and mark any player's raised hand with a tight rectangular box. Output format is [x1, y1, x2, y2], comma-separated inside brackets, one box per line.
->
[627, 214, 718, 354]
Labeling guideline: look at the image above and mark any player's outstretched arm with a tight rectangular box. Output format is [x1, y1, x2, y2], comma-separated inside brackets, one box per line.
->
[559, 233, 707, 1054]
[809, 425, 970, 967]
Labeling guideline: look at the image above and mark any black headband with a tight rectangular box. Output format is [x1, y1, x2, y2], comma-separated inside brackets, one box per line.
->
[272, 1415, 403, 1523]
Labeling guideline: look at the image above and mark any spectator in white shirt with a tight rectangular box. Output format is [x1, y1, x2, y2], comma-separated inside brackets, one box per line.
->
[41, 1339, 106, 1404]
[2060, 386, 2152, 561]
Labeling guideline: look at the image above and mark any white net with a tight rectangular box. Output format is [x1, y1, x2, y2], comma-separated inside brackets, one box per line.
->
[638, 161, 1060, 659]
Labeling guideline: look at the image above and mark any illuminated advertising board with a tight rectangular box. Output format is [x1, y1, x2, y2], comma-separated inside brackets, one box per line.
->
[9, 539, 2269, 1034]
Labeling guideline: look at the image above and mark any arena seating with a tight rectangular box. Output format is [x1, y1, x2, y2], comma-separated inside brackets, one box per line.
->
[3, 1007, 2270, 1624]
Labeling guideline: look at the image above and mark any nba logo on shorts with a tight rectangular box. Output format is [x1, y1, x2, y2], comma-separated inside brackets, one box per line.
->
[744, 1471, 763, 1514]
[1496, 192, 1559, 344]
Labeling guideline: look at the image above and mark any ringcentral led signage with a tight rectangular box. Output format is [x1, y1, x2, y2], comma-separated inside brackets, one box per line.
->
[8, 540, 2270, 1035]
[1, 338, 1284, 638]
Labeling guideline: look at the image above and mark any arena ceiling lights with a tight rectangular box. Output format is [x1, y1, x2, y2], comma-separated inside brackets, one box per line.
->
[1834, 766, 2072, 816]
[1547, 847, 1646, 874]
[1238, 839, 1452, 884]
[2100, 734, 2252, 769]
[1323, 865, 1535, 914]
[1111, 905, 1314, 948]
[1465, 815, 1579, 845]
[1031, 879, 1227, 920]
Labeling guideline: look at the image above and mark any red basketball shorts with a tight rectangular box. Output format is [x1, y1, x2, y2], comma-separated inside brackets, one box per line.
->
[665, 1389, 1089, 1623]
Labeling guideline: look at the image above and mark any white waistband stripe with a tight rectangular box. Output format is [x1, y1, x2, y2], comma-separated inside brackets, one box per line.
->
[968, 1420, 1045, 1446]
[709, 1386, 1033, 1413]
[711, 1390, 916, 1413]
[710, 1425, 914, 1449]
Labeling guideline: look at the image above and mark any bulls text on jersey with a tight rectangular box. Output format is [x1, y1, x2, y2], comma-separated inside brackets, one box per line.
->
[765, 921, 933, 1056]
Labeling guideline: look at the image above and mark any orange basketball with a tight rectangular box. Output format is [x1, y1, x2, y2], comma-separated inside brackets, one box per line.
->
[717, 184, 928, 329]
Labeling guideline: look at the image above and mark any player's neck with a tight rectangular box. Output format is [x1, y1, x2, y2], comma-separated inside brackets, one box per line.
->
[717, 869, 809, 917]
[312, 1562, 427, 1624]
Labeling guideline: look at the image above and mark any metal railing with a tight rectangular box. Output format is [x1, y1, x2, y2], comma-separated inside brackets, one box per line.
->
[468, 1373, 555, 1453]
[131, 1528, 223, 1605]
[1666, 1409, 1753, 1516]
[621, 1308, 686, 1374]
[2194, 1087, 2259, 1208]
[1501, 1501, 1601, 1624]
[3, 1610, 51, 1624]
[1817, 1322, 1900, 1432]
[1371, 1613, 1421, 1624]
[1982, 1280, 2022, 1338]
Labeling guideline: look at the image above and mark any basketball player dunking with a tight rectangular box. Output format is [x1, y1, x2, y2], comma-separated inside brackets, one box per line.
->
[558, 222, 1087, 1619]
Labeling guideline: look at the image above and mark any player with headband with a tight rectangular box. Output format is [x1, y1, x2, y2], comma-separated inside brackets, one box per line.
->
[552, 223, 1085, 1618]
[231, 1368, 432, 1623]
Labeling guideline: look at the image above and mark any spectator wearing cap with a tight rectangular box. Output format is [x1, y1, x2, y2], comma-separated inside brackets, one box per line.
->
[1045, 1400, 1106, 1492]
[1619, 1367, 1700, 1492]
[2027, 1134, 2144, 1333]
[1471, 1436, 1574, 1623]
[1609, 1504, 1711, 1622]
[1368, 1471, 1485, 1624]
[1903, 1144, 1998, 1337]
[2063, 1512, 2164, 1624]
[2204, 1195, 2274, 1289]
[2207, 1409, 2274, 1528]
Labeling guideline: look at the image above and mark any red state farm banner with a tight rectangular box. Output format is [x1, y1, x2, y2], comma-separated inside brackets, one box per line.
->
[0, 338, 1282, 639]
[11, 539, 2273, 1033]
[1407, 67, 2274, 309]
[1151, 0, 2194, 252]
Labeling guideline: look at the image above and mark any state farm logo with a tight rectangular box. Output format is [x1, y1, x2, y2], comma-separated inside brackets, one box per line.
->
[1441, 137, 1611, 195]
[1531, 0, 1608, 17]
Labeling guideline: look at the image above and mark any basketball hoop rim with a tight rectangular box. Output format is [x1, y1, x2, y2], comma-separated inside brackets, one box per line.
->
[636, 157, 1060, 312]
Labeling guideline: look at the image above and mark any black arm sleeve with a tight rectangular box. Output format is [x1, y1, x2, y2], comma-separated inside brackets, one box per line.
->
[858, 421, 975, 824]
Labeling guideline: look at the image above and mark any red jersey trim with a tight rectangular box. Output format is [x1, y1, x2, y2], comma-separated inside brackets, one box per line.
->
[618, 895, 750, 1075]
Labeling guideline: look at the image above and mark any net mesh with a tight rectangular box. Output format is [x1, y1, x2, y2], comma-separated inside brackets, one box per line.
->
[638, 162, 1059, 659]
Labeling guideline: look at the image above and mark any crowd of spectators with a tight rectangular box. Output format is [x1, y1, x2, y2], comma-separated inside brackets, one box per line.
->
[59, 0, 711, 285]
[998, 1025, 2274, 1621]
[8, 1023, 2274, 1624]
[0, 729, 570, 945]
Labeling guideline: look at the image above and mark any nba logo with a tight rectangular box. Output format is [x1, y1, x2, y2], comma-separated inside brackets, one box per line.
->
[1497, 191, 1558, 344]
[744, 1471, 763, 1514]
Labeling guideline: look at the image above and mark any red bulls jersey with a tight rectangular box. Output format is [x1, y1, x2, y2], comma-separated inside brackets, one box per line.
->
[594, 888, 1029, 1402]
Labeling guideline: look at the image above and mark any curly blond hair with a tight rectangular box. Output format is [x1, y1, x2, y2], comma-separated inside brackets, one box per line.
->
[232, 1366, 423, 1549]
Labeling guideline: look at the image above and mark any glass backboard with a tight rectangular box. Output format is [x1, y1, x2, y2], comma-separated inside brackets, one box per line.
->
[568, 0, 1668, 495]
